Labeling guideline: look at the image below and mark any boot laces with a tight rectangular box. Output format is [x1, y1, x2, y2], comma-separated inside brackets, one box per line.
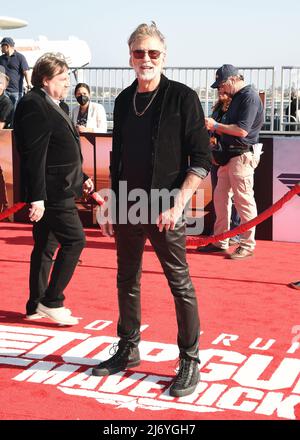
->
[108, 341, 132, 359]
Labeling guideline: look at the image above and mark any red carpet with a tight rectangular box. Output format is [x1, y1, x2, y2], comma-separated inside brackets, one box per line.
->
[0, 222, 300, 421]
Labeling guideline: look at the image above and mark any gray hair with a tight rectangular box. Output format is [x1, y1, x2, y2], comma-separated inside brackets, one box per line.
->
[128, 21, 166, 51]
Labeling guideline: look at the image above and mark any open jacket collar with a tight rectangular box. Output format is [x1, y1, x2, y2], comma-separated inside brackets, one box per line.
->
[32, 87, 80, 142]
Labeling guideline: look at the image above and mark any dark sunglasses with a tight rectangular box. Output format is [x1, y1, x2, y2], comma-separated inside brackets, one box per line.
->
[131, 49, 163, 60]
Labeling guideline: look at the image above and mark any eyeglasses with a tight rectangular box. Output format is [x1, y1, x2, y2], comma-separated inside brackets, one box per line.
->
[131, 49, 164, 60]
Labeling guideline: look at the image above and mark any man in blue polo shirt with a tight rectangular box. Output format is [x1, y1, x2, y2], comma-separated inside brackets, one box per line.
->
[198, 64, 264, 259]
[0, 37, 32, 111]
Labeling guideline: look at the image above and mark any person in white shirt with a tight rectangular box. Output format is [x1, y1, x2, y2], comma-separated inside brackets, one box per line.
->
[72, 82, 107, 133]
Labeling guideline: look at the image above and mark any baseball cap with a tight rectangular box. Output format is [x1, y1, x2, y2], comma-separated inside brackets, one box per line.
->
[211, 64, 239, 89]
[0, 37, 15, 47]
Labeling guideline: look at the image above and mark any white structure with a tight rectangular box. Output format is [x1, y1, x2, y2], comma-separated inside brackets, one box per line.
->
[0, 16, 91, 68]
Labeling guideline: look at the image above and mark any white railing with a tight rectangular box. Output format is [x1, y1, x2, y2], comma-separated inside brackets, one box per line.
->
[66, 66, 300, 134]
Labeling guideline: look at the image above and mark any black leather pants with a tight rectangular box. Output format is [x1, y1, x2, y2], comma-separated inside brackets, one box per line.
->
[114, 221, 200, 362]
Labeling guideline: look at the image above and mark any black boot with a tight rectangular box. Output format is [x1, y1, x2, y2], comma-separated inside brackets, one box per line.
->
[169, 358, 200, 397]
[92, 340, 140, 376]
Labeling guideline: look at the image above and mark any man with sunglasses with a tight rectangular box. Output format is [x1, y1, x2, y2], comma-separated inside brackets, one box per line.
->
[92, 22, 211, 397]
[198, 64, 264, 259]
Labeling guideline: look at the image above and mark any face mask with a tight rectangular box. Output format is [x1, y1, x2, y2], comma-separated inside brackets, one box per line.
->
[76, 95, 89, 105]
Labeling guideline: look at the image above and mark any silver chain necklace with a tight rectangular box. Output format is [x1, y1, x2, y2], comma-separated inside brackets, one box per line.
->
[133, 86, 159, 117]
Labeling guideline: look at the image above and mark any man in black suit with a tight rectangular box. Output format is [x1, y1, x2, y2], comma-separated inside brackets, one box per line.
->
[14, 53, 93, 325]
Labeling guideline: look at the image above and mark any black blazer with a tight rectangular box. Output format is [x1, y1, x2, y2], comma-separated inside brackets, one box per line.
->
[14, 87, 86, 203]
[111, 74, 211, 194]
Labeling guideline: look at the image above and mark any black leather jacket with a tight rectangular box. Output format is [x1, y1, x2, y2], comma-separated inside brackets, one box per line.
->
[111, 74, 211, 194]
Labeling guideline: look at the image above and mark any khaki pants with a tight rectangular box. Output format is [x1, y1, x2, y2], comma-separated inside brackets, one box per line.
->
[213, 152, 260, 251]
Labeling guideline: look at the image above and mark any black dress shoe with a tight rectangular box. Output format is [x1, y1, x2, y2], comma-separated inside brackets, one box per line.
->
[196, 244, 227, 253]
[92, 340, 140, 376]
[289, 281, 300, 290]
[169, 358, 200, 397]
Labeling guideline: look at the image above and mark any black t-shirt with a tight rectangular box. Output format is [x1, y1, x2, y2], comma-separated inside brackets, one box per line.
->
[0, 93, 13, 128]
[120, 90, 157, 195]
[221, 85, 264, 150]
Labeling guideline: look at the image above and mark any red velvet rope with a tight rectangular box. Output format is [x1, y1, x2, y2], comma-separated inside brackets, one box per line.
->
[186, 183, 300, 246]
[1, 185, 299, 244]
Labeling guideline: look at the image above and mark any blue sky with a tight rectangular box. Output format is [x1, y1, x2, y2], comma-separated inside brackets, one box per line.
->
[2, 0, 300, 68]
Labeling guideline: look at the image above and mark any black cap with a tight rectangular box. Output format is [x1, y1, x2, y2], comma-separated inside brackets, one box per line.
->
[211, 64, 239, 88]
[0, 37, 15, 47]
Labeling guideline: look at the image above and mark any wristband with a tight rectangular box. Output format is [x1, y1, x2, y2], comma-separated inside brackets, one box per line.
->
[213, 121, 219, 131]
